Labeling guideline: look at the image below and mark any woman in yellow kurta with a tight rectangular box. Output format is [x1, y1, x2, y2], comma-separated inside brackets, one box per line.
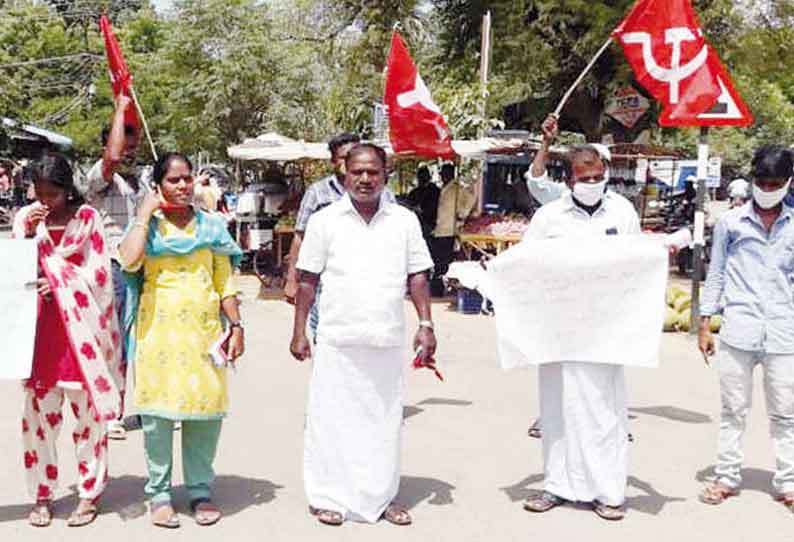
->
[119, 152, 243, 529]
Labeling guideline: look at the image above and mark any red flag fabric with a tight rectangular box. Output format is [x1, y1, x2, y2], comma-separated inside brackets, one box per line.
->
[384, 32, 454, 159]
[99, 15, 139, 129]
[613, 0, 752, 127]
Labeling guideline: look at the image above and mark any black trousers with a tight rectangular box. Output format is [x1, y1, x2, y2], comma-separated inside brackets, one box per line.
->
[429, 236, 455, 296]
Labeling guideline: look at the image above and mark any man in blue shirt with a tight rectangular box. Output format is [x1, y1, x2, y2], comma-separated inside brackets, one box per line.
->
[699, 145, 794, 511]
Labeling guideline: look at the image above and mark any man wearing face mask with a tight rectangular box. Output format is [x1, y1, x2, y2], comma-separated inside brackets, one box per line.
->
[525, 114, 613, 206]
[698, 145, 794, 512]
[522, 145, 640, 521]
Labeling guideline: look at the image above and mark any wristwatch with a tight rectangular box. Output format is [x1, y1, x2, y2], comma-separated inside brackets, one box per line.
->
[418, 320, 434, 331]
[229, 320, 245, 331]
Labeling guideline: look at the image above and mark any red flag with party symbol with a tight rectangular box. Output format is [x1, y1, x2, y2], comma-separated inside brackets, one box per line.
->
[612, 0, 752, 127]
[384, 32, 454, 159]
[99, 15, 139, 129]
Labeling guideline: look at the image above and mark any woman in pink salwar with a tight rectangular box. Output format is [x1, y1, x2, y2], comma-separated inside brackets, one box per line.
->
[16, 155, 123, 528]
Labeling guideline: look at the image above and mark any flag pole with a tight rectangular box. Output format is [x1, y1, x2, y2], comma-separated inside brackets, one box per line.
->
[553, 37, 613, 117]
[129, 85, 158, 161]
[690, 126, 709, 334]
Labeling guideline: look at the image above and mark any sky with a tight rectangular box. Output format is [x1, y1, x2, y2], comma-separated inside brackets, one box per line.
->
[151, 0, 173, 13]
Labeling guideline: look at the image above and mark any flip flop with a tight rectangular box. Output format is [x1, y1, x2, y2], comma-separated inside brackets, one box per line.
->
[593, 501, 626, 521]
[309, 506, 344, 526]
[382, 504, 412, 526]
[524, 491, 564, 513]
[150, 502, 180, 529]
[28, 501, 53, 528]
[190, 498, 223, 526]
[67, 502, 99, 527]
[699, 481, 738, 505]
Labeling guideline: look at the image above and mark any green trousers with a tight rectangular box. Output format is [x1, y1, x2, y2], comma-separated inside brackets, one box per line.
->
[141, 416, 223, 504]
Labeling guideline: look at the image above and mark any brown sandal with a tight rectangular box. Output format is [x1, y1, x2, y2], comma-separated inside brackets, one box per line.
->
[191, 499, 223, 526]
[699, 481, 738, 505]
[67, 499, 99, 527]
[593, 501, 626, 521]
[28, 501, 53, 528]
[150, 502, 180, 529]
[309, 506, 344, 526]
[523, 491, 564, 513]
[382, 504, 412, 526]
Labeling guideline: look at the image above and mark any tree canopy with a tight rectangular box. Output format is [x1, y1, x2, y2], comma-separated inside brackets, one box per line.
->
[0, 0, 792, 171]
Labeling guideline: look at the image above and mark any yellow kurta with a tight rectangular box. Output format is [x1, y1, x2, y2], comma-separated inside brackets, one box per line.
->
[127, 218, 237, 420]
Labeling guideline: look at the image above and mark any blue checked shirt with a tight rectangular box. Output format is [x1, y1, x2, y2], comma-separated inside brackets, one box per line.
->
[701, 203, 794, 354]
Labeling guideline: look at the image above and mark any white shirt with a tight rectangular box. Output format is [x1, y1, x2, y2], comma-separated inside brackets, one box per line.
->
[297, 193, 434, 348]
[525, 191, 640, 240]
[525, 168, 570, 206]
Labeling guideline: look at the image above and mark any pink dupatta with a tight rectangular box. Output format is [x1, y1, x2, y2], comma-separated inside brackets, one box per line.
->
[35, 205, 123, 420]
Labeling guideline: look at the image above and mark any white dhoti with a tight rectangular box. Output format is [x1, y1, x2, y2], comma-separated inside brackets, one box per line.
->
[304, 343, 405, 523]
[539, 361, 628, 506]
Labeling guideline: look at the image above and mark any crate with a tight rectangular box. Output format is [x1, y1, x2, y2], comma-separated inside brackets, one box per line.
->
[456, 288, 483, 315]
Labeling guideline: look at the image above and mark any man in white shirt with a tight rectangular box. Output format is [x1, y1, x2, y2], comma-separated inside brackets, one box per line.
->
[83, 94, 151, 439]
[522, 145, 640, 521]
[290, 143, 436, 526]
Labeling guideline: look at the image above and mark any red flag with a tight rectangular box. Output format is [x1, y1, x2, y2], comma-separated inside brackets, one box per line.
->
[384, 32, 454, 159]
[99, 15, 139, 129]
[613, 0, 752, 127]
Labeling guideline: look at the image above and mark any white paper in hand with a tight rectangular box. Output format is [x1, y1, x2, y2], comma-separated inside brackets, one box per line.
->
[208, 329, 234, 371]
[0, 240, 38, 379]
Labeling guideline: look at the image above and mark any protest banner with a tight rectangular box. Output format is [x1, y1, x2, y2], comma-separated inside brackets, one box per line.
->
[0, 240, 38, 379]
[487, 235, 668, 369]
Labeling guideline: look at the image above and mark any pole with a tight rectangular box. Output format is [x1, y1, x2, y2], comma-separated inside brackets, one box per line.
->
[129, 85, 157, 161]
[478, 11, 492, 138]
[554, 37, 613, 117]
[690, 126, 709, 334]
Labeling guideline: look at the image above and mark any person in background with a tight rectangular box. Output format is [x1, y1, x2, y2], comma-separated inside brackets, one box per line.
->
[290, 143, 436, 526]
[118, 152, 244, 528]
[698, 145, 794, 512]
[284, 133, 360, 305]
[83, 94, 151, 440]
[407, 165, 441, 236]
[522, 145, 640, 521]
[18, 155, 123, 528]
[0, 159, 12, 193]
[727, 178, 750, 209]
[431, 163, 477, 296]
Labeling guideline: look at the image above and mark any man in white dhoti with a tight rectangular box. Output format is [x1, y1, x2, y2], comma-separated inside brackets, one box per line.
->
[290, 143, 437, 526]
[522, 145, 640, 521]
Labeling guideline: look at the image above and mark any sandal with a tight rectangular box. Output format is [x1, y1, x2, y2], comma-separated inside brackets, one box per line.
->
[381, 504, 412, 526]
[309, 506, 344, 526]
[699, 481, 738, 505]
[67, 499, 99, 527]
[528, 419, 542, 439]
[190, 498, 223, 526]
[150, 502, 180, 529]
[523, 491, 564, 513]
[593, 501, 626, 521]
[28, 500, 53, 528]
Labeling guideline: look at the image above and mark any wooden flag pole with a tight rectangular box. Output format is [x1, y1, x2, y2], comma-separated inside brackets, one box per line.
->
[690, 126, 710, 334]
[553, 37, 613, 117]
[130, 85, 158, 161]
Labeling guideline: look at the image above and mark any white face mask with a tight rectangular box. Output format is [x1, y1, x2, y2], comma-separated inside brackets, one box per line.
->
[573, 180, 607, 206]
[753, 179, 791, 210]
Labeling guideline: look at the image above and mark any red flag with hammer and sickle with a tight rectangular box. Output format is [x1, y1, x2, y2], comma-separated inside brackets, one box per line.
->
[613, 0, 752, 127]
[384, 32, 455, 159]
[99, 15, 140, 129]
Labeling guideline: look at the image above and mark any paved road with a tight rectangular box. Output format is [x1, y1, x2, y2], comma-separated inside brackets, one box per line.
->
[0, 276, 789, 541]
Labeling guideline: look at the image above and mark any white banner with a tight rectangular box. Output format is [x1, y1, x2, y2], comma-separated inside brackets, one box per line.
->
[487, 235, 667, 369]
[0, 240, 38, 379]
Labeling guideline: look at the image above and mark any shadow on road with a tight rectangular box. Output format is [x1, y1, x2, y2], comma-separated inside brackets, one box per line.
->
[397, 476, 456, 510]
[0, 474, 285, 523]
[629, 405, 712, 424]
[696, 466, 775, 496]
[500, 474, 684, 515]
[404, 397, 473, 420]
